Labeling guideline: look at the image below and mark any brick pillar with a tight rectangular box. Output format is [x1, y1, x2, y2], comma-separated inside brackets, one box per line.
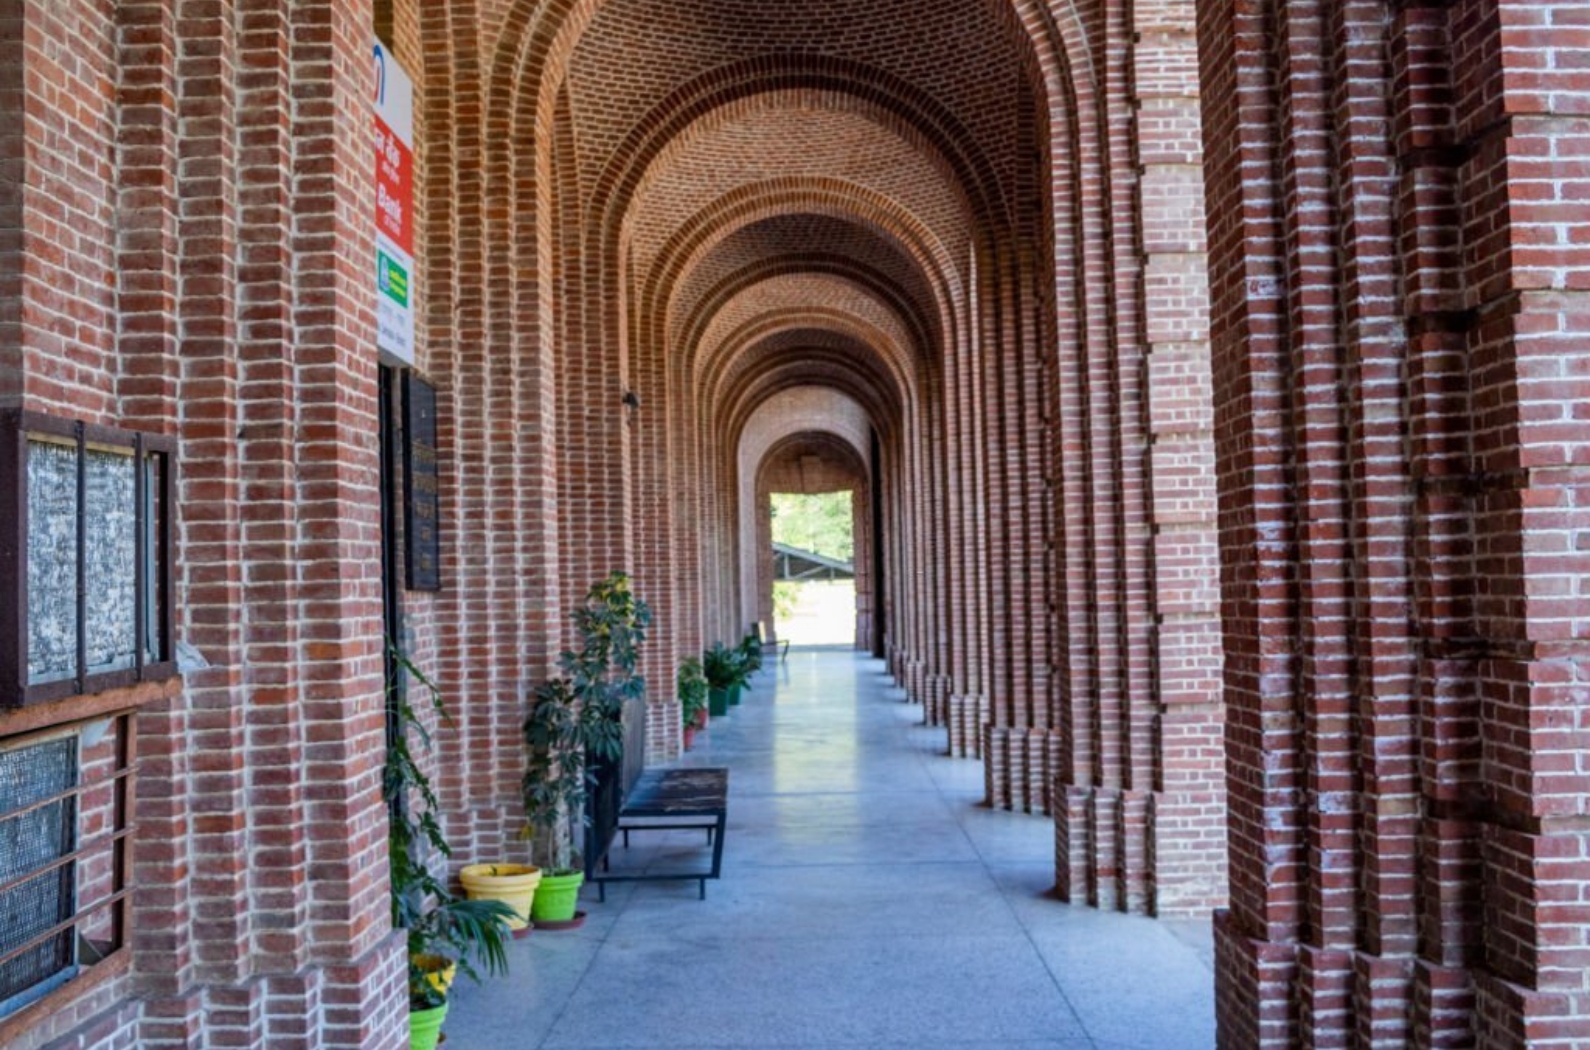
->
[287, 2, 406, 1043]
[1453, 9, 1590, 1041]
[1131, 0, 1226, 916]
[1199, 0, 1590, 1043]
[1196, 0, 1309, 1037]
[158, 4, 255, 1041]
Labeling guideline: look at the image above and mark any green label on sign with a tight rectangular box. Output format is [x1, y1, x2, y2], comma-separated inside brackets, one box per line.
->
[378, 250, 410, 307]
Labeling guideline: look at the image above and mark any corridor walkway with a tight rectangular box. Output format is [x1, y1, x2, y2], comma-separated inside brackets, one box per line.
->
[446, 650, 1215, 1049]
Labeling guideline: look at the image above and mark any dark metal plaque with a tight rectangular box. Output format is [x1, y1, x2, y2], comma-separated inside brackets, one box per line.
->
[401, 373, 441, 592]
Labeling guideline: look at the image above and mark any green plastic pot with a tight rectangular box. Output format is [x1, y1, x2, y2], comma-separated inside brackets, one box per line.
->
[531, 870, 585, 923]
[728, 683, 743, 707]
[708, 686, 729, 717]
[410, 1002, 448, 1050]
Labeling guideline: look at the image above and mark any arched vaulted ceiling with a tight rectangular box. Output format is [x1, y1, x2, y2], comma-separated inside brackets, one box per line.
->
[623, 97, 976, 276]
[526, 0, 1046, 439]
[563, 0, 1036, 214]
[667, 215, 946, 358]
[697, 275, 919, 386]
[512, 0, 1054, 663]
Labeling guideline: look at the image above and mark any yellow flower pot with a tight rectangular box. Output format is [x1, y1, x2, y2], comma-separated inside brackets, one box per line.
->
[459, 863, 542, 931]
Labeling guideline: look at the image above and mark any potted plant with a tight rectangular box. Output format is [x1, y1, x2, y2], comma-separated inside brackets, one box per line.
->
[386, 645, 516, 1049]
[678, 656, 709, 749]
[702, 643, 739, 717]
[521, 571, 652, 927]
[405, 894, 515, 1049]
[726, 645, 752, 706]
[457, 861, 542, 937]
[738, 630, 764, 677]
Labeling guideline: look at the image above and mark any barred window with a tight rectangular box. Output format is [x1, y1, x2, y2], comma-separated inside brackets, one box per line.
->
[0, 716, 134, 1021]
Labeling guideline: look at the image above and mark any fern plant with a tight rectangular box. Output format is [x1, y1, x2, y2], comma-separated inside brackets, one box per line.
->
[701, 642, 742, 690]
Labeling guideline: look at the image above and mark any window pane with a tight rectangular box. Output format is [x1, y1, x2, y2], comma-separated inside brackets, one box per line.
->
[0, 736, 78, 1007]
[143, 454, 164, 666]
[25, 440, 78, 685]
[83, 449, 137, 675]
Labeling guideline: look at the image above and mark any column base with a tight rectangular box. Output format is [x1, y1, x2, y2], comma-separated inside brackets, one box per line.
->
[1213, 910, 1300, 1050]
[983, 726, 1062, 814]
[945, 694, 985, 758]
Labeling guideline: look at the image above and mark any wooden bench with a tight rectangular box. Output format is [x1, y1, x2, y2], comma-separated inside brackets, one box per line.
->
[590, 766, 728, 901]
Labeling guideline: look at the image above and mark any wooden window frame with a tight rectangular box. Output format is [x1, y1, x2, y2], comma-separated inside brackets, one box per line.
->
[0, 410, 177, 709]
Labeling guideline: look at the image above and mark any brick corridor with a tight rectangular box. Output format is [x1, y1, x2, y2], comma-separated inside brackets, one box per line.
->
[446, 649, 1215, 1050]
[5, 0, 1588, 1044]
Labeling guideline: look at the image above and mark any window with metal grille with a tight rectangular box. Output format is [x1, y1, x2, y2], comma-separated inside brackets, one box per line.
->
[0, 716, 133, 1021]
[0, 412, 177, 708]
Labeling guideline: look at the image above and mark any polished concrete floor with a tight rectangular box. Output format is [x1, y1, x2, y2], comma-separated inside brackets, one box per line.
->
[444, 649, 1216, 1050]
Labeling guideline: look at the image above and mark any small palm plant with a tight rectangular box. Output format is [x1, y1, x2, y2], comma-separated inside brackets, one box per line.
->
[702, 642, 742, 691]
[737, 630, 764, 676]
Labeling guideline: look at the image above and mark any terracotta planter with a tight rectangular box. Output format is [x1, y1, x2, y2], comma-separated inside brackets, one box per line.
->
[459, 863, 542, 931]
[694, 706, 709, 730]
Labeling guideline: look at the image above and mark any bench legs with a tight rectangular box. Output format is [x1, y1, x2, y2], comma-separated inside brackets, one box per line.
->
[705, 809, 726, 897]
[591, 808, 728, 901]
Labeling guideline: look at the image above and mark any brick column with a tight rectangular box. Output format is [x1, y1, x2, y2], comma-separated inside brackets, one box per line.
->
[287, 2, 407, 1044]
[1461, 4, 1590, 1043]
[1132, 0, 1225, 916]
[1199, 0, 1590, 1044]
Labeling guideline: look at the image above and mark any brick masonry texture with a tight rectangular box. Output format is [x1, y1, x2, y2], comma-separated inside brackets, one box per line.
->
[0, 0, 1583, 1047]
[1196, 0, 1590, 1045]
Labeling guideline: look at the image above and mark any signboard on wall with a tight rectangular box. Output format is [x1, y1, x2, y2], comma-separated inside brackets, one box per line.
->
[402, 373, 442, 591]
[373, 40, 416, 367]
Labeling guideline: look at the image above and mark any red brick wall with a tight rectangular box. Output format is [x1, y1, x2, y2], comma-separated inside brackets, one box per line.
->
[1, 1, 405, 1047]
[1197, 0, 1590, 1043]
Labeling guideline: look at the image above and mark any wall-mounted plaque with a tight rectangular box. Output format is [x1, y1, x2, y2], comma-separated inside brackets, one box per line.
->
[0, 412, 176, 708]
[402, 374, 442, 592]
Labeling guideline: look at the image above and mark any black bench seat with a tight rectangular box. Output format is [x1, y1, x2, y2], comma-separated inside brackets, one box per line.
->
[590, 766, 728, 901]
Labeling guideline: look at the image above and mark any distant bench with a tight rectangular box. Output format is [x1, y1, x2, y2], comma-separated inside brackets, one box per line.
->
[590, 766, 728, 901]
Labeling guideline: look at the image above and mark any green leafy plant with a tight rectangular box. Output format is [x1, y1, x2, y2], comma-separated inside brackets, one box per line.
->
[386, 643, 516, 1010]
[701, 642, 744, 690]
[738, 631, 764, 676]
[523, 571, 652, 874]
[678, 656, 709, 727]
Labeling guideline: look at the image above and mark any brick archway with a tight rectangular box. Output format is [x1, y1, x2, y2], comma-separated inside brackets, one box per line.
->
[743, 414, 877, 651]
[463, 0, 1229, 925]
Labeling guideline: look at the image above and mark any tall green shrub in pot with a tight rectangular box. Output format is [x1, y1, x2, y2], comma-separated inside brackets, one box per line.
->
[521, 572, 652, 923]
